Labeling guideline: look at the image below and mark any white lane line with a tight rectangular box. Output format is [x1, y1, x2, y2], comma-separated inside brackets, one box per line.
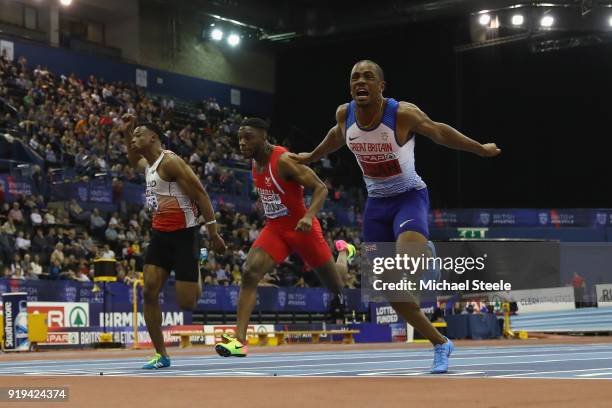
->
[446, 371, 486, 376]
[180, 371, 266, 376]
[576, 371, 612, 377]
[494, 367, 612, 378]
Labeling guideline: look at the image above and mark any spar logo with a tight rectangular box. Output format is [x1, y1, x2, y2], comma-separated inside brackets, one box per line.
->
[69, 306, 88, 327]
[27, 302, 90, 329]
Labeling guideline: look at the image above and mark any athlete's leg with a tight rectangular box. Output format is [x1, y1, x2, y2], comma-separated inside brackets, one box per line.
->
[389, 230, 446, 346]
[174, 227, 202, 311]
[312, 257, 344, 294]
[335, 249, 349, 285]
[143, 264, 170, 357]
[387, 189, 446, 345]
[291, 218, 346, 293]
[175, 280, 200, 310]
[236, 246, 276, 343]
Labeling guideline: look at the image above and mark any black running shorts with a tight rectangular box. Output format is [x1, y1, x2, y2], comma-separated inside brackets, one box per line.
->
[144, 226, 200, 282]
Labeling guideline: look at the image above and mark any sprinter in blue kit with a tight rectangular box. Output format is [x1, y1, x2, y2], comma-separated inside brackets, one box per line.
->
[291, 60, 501, 373]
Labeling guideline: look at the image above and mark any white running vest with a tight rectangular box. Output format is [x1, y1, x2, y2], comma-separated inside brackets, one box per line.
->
[145, 150, 199, 231]
[345, 98, 426, 197]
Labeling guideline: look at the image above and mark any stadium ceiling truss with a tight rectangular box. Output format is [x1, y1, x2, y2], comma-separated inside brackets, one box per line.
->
[144, 0, 612, 44]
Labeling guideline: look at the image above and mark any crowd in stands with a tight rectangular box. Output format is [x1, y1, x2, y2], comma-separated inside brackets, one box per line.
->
[0, 52, 361, 289]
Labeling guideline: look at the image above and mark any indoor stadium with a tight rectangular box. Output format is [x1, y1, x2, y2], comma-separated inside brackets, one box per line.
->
[1, 0, 612, 407]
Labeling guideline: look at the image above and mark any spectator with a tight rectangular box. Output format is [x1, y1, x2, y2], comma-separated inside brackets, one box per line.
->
[90, 208, 106, 236]
[105, 223, 118, 242]
[15, 231, 31, 255]
[73, 266, 90, 282]
[31, 229, 46, 255]
[215, 264, 230, 285]
[69, 199, 91, 223]
[204, 158, 216, 177]
[50, 242, 65, 266]
[44, 144, 57, 164]
[28, 254, 44, 279]
[43, 209, 56, 225]
[248, 224, 259, 242]
[295, 276, 308, 288]
[8, 202, 24, 225]
[1, 218, 17, 235]
[101, 244, 115, 259]
[48, 259, 62, 280]
[30, 208, 43, 226]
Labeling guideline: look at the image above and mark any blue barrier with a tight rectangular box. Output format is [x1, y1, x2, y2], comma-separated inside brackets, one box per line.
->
[0, 279, 369, 313]
[0, 174, 35, 200]
[430, 209, 612, 228]
[445, 314, 501, 340]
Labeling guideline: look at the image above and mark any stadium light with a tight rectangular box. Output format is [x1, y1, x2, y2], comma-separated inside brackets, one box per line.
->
[540, 15, 554, 27]
[479, 14, 491, 26]
[511, 14, 524, 26]
[211, 28, 223, 41]
[227, 33, 240, 47]
[60, 0, 73, 6]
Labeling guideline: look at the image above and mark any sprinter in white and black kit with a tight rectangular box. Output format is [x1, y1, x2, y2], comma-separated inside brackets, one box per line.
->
[119, 114, 226, 369]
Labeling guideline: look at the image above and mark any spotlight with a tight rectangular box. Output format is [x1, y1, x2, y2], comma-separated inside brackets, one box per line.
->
[609, 16, 612, 27]
[540, 15, 554, 27]
[227, 33, 240, 47]
[511, 14, 524, 26]
[60, 0, 72, 5]
[211, 28, 223, 41]
[479, 14, 491, 26]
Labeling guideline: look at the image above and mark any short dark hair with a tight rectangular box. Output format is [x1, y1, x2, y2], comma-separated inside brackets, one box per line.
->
[241, 117, 269, 131]
[136, 122, 164, 140]
[353, 59, 384, 81]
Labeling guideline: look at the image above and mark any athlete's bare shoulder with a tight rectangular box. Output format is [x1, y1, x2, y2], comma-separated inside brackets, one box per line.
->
[397, 101, 429, 126]
[161, 150, 183, 166]
[395, 101, 430, 143]
[159, 151, 189, 180]
[397, 101, 423, 115]
[336, 103, 349, 124]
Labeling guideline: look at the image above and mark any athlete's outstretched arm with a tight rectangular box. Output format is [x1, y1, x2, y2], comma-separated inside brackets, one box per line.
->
[164, 156, 227, 252]
[397, 102, 501, 157]
[118, 113, 147, 171]
[278, 154, 328, 232]
[288, 104, 348, 164]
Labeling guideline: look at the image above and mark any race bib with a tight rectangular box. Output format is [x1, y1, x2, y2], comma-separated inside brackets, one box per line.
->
[359, 158, 402, 179]
[260, 192, 289, 219]
[145, 188, 159, 211]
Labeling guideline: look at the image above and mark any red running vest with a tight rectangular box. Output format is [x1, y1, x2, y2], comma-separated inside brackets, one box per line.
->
[251, 145, 308, 227]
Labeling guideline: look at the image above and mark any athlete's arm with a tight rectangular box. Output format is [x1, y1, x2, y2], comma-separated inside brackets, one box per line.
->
[118, 114, 147, 171]
[396, 102, 501, 157]
[164, 156, 226, 252]
[288, 104, 348, 164]
[278, 154, 328, 232]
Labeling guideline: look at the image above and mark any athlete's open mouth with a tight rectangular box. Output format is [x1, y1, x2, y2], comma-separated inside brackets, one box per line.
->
[356, 89, 369, 97]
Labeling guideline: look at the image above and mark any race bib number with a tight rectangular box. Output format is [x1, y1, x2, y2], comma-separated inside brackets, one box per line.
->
[359, 159, 402, 179]
[260, 193, 289, 219]
[145, 189, 159, 211]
